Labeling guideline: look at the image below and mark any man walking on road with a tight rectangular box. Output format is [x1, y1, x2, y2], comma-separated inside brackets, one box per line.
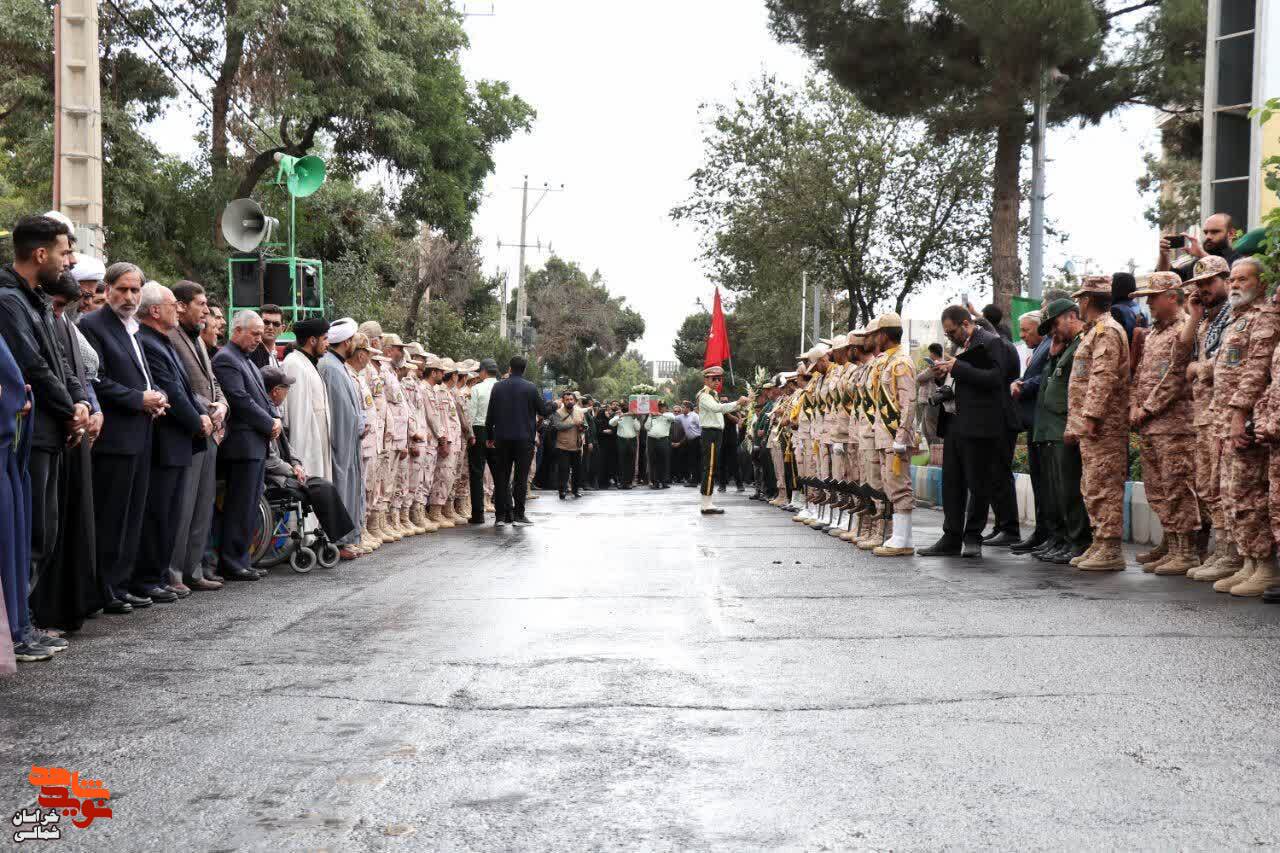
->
[485, 355, 553, 525]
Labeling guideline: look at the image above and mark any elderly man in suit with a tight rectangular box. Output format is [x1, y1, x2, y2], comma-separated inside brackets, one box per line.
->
[135, 282, 210, 601]
[212, 310, 281, 581]
[79, 262, 168, 611]
[166, 281, 227, 590]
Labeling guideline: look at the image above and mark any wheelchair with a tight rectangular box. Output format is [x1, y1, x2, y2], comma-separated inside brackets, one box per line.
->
[248, 481, 342, 573]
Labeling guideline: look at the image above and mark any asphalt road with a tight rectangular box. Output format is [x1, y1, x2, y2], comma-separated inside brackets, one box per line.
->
[4, 485, 1280, 851]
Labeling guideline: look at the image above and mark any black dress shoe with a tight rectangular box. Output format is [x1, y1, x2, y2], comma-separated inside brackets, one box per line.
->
[961, 541, 983, 559]
[1010, 535, 1048, 554]
[918, 538, 962, 557]
[1051, 545, 1086, 565]
[222, 567, 260, 581]
[120, 592, 153, 607]
[1031, 539, 1062, 558]
[558, 492, 566, 500]
[1033, 543, 1064, 562]
[512, 516, 534, 526]
[468, 516, 485, 525]
[103, 599, 133, 615]
[981, 530, 1000, 543]
[700, 508, 725, 515]
[138, 586, 179, 603]
[1263, 585, 1280, 603]
[985, 531, 1021, 548]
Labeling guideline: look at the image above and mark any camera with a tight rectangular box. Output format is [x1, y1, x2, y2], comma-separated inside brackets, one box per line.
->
[928, 385, 955, 407]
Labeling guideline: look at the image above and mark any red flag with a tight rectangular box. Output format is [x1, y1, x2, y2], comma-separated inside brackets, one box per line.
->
[704, 288, 731, 368]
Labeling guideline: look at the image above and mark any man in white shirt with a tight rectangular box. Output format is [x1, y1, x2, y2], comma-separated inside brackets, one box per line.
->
[465, 357, 499, 522]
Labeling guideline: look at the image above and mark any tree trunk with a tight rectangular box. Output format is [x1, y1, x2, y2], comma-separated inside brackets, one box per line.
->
[990, 115, 1026, 316]
[211, 0, 244, 176]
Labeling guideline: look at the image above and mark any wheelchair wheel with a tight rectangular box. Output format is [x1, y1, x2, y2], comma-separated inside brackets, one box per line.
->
[290, 546, 317, 574]
[256, 510, 300, 569]
[316, 542, 341, 569]
[248, 496, 275, 565]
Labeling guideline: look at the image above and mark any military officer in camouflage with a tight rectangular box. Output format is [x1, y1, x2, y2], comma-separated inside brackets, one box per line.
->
[868, 313, 918, 557]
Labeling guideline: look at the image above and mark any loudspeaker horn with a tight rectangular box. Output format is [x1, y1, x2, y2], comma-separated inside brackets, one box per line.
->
[220, 198, 278, 252]
[272, 153, 327, 198]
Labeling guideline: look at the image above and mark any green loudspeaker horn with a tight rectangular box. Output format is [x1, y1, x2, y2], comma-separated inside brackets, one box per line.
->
[273, 153, 326, 198]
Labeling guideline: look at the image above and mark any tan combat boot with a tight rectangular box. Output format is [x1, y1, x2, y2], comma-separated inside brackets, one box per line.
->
[1190, 527, 1230, 580]
[1137, 537, 1169, 569]
[430, 505, 454, 529]
[858, 517, 885, 551]
[1200, 537, 1243, 582]
[386, 507, 405, 538]
[1213, 557, 1255, 593]
[381, 507, 401, 540]
[405, 504, 425, 534]
[360, 523, 381, 552]
[854, 516, 877, 549]
[364, 515, 384, 547]
[1230, 556, 1276, 597]
[399, 506, 419, 536]
[1077, 538, 1126, 571]
[1070, 540, 1101, 567]
[410, 503, 432, 533]
[1147, 532, 1179, 574]
[1155, 533, 1200, 576]
[453, 497, 471, 524]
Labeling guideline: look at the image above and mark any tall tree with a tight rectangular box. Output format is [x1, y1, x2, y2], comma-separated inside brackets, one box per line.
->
[766, 0, 1206, 312]
[672, 74, 991, 329]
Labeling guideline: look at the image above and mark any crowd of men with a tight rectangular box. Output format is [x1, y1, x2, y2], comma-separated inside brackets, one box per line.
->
[0, 213, 541, 668]
[739, 213, 1280, 605]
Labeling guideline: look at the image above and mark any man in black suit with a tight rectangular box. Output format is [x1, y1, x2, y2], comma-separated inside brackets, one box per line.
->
[969, 316, 1024, 547]
[0, 217, 91, 621]
[135, 283, 210, 601]
[79, 262, 169, 610]
[484, 355, 554, 525]
[920, 305, 1022, 559]
[212, 310, 281, 580]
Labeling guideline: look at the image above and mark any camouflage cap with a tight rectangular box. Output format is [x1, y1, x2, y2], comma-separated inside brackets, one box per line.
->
[875, 311, 903, 330]
[1131, 271, 1184, 297]
[1184, 254, 1231, 284]
[1070, 275, 1112, 299]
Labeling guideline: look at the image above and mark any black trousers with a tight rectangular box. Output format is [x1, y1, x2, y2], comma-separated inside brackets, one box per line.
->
[595, 438, 615, 487]
[92, 449, 151, 598]
[133, 463, 189, 592]
[718, 429, 743, 488]
[700, 428, 723, 496]
[684, 436, 701, 483]
[965, 428, 1020, 536]
[1050, 440, 1090, 548]
[218, 457, 266, 575]
[494, 439, 534, 520]
[942, 432, 1002, 544]
[556, 447, 581, 495]
[27, 447, 61, 591]
[468, 427, 491, 519]
[580, 444, 593, 488]
[617, 437, 637, 486]
[1026, 439, 1047, 540]
[1033, 441, 1063, 543]
[647, 436, 671, 485]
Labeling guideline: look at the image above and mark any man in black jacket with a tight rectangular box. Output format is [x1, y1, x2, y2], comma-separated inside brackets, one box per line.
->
[485, 355, 554, 525]
[0, 217, 91, 625]
[920, 305, 1022, 558]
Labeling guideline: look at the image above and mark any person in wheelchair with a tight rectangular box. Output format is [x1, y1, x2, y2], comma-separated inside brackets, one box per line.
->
[262, 367, 357, 568]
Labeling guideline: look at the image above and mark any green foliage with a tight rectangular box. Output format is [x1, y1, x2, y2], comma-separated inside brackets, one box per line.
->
[515, 256, 645, 391]
[1248, 99, 1280, 287]
[593, 354, 650, 403]
[672, 74, 990, 330]
[765, 0, 1207, 308]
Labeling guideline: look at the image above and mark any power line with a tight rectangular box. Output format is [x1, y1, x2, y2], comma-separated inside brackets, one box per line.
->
[135, 0, 284, 149]
[100, 0, 278, 156]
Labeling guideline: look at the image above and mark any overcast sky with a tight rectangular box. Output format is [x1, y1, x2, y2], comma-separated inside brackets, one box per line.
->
[459, 0, 1164, 360]
[148, 0, 1168, 361]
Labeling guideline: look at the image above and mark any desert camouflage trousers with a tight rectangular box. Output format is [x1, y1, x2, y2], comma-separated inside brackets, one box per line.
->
[1138, 433, 1200, 534]
[1079, 433, 1127, 539]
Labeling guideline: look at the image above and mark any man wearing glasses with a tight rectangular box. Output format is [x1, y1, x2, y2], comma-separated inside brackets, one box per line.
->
[249, 303, 284, 369]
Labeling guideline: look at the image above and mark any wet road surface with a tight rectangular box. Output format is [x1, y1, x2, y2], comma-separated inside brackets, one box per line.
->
[3, 486, 1280, 850]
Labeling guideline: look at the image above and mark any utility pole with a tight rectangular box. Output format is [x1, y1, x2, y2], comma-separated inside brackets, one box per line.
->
[497, 176, 562, 350]
[799, 271, 807, 354]
[810, 278, 821, 347]
[53, 0, 105, 258]
[497, 269, 509, 340]
[1028, 65, 1048, 302]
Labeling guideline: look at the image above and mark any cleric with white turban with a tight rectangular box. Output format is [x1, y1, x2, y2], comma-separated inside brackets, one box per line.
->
[316, 317, 365, 552]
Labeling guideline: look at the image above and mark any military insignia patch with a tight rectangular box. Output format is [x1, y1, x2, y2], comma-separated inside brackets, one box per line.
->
[1236, 319, 1250, 332]
[1225, 346, 1242, 366]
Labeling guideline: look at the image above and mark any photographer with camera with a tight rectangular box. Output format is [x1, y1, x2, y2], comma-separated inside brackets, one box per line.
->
[1157, 213, 1240, 282]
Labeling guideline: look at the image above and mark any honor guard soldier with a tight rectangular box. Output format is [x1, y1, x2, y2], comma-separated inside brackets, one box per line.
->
[868, 313, 918, 557]
[696, 365, 746, 515]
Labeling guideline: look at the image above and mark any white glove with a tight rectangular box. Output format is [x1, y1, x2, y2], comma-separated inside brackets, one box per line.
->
[832, 442, 845, 454]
